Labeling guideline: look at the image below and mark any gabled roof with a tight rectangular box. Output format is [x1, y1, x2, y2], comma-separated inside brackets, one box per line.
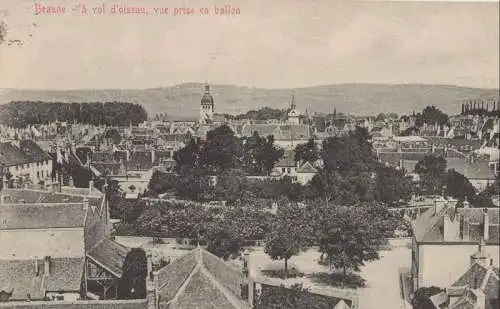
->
[0, 203, 86, 230]
[156, 247, 250, 309]
[0, 142, 32, 166]
[296, 161, 318, 174]
[411, 202, 500, 244]
[452, 262, 499, 301]
[19, 140, 52, 162]
[86, 239, 130, 278]
[0, 257, 84, 301]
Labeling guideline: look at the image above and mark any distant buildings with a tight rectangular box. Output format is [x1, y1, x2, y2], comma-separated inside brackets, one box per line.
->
[0, 140, 53, 186]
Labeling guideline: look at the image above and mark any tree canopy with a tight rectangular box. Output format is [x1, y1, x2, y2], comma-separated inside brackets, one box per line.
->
[117, 248, 148, 300]
[0, 101, 147, 128]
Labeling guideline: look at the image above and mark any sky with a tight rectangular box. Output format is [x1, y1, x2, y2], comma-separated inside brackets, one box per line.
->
[0, 0, 498, 90]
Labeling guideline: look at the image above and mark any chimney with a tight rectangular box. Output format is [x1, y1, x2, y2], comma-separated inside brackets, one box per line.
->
[43, 256, 50, 277]
[151, 149, 155, 164]
[83, 198, 89, 211]
[434, 197, 447, 216]
[483, 208, 489, 241]
[444, 208, 460, 241]
[462, 219, 470, 241]
[470, 239, 489, 267]
[34, 257, 39, 276]
[68, 176, 74, 187]
[243, 252, 254, 308]
[147, 253, 153, 282]
[89, 180, 94, 194]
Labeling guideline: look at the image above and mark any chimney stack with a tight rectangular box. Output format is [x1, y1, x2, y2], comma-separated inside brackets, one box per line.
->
[34, 257, 39, 276]
[68, 176, 74, 187]
[483, 208, 489, 241]
[83, 198, 89, 211]
[43, 256, 50, 277]
[89, 180, 94, 194]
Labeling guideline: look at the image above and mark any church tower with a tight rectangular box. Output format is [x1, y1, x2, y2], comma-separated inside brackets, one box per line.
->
[287, 95, 300, 124]
[200, 83, 214, 124]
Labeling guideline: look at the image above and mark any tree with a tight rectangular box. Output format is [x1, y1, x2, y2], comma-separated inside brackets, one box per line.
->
[375, 164, 413, 205]
[147, 170, 177, 197]
[242, 132, 283, 176]
[117, 248, 148, 299]
[445, 169, 476, 201]
[414, 155, 447, 194]
[421, 106, 449, 127]
[213, 168, 251, 203]
[200, 124, 243, 174]
[294, 138, 318, 164]
[256, 283, 336, 309]
[204, 219, 242, 260]
[317, 206, 374, 284]
[264, 203, 306, 279]
[411, 286, 444, 309]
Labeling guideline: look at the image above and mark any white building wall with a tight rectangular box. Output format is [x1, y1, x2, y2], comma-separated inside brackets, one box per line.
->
[0, 228, 85, 260]
[418, 244, 499, 288]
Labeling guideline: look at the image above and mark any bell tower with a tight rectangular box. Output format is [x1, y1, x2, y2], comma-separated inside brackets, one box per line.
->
[200, 83, 214, 124]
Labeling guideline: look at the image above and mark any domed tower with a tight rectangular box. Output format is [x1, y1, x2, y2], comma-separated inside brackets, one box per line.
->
[200, 83, 214, 124]
[287, 95, 300, 124]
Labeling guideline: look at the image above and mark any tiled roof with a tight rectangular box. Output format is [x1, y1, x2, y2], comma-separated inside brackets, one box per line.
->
[275, 124, 310, 140]
[0, 203, 86, 230]
[156, 247, 250, 309]
[0, 300, 147, 309]
[0, 257, 84, 301]
[156, 250, 198, 303]
[19, 140, 52, 162]
[0, 188, 102, 204]
[411, 202, 500, 244]
[87, 239, 130, 277]
[377, 151, 427, 168]
[0, 142, 31, 166]
[447, 158, 497, 180]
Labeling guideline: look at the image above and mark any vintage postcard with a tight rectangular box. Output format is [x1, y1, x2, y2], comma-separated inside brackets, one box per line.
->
[0, 1, 499, 309]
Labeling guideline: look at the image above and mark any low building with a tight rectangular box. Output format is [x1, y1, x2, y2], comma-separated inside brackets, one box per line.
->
[0, 140, 52, 185]
[0, 184, 130, 302]
[411, 197, 500, 290]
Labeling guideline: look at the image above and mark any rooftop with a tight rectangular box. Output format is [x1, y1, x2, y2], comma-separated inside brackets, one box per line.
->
[155, 247, 250, 309]
[0, 257, 84, 301]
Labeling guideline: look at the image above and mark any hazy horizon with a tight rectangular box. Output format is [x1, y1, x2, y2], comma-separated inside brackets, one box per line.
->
[2, 82, 500, 92]
[1, 0, 499, 90]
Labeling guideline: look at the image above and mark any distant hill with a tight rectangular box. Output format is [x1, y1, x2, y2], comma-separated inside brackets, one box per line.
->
[0, 84, 498, 118]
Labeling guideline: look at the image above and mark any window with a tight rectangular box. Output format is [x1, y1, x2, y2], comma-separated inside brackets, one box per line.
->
[37, 171, 40, 178]
[282, 168, 285, 173]
[287, 168, 291, 173]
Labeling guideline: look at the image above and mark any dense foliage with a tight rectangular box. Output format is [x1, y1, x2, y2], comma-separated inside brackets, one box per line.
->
[117, 248, 148, 300]
[264, 203, 309, 278]
[0, 101, 147, 128]
[256, 283, 340, 309]
[413, 105, 449, 128]
[414, 154, 447, 195]
[294, 138, 319, 164]
[220, 107, 288, 121]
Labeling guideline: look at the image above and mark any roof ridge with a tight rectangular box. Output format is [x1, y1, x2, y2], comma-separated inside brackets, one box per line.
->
[199, 264, 248, 309]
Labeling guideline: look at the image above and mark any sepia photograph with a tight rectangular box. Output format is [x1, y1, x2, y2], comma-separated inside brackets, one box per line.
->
[0, 0, 499, 308]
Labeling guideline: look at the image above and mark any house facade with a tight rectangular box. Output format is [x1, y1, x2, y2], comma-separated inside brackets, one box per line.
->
[0, 185, 129, 303]
[411, 197, 500, 290]
[0, 140, 53, 186]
